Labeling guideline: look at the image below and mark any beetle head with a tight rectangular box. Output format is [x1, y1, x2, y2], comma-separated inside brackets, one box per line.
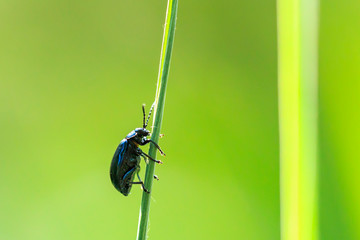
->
[127, 104, 154, 144]
[128, 128, 149, 145]
[135, 128, 150, 137]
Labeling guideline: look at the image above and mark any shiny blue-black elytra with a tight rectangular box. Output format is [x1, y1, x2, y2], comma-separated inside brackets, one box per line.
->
[110, 104, 165, 196]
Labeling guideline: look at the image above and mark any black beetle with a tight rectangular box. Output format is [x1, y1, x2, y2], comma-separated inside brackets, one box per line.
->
[110, 104, 165, 196]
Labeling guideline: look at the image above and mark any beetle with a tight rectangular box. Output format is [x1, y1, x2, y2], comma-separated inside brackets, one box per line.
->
[110, 104, 165, 196]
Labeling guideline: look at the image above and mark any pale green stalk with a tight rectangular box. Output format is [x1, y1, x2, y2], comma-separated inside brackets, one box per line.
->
[277, 0, 318, 239]
[136, 0, 178, 239]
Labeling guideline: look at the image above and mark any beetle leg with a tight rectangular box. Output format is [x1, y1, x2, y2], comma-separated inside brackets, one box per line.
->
[140, 154, 149, 164]
[141, 151, 163, 164]
[141, 139, 166, 156]
[130, 182, 150, 193]
[130, 172, 150, 193]
[137, 171, 150, 193]
[137, 148, 159, 164]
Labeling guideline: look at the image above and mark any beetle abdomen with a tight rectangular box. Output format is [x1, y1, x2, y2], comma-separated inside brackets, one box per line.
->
[110, 139, 129, 192]
[110, 139, 141, 196]
[119, 167, 137, 196]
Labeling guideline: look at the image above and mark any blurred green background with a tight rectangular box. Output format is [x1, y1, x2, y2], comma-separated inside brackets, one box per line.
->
[0, 0, 358, 239]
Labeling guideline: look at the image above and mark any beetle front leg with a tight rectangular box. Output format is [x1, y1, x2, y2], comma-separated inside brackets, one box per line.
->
[140, 139, 166, 156]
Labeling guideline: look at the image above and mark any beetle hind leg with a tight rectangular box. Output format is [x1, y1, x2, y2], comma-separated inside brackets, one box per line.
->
[130, 181, 150, 193]
[133, 171, 150, 193]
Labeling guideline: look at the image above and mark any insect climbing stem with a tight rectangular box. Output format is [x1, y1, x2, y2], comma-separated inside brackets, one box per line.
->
[109, 104, 165, 196]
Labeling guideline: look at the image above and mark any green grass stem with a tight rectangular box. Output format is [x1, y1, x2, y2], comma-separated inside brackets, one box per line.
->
[277, 0, 318, 239]
[136, 0, 178, 239]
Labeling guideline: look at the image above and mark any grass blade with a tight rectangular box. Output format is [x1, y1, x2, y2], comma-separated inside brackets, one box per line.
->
[277, 0, 318, 239]
[136, 0, 178, 239]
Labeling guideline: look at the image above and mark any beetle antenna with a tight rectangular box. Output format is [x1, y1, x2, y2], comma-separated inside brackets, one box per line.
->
[145, 103, 155, 128]
[142, 104, 146, 128]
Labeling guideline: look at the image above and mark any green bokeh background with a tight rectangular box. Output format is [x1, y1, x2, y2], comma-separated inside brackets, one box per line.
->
[0, 0, 358, 239]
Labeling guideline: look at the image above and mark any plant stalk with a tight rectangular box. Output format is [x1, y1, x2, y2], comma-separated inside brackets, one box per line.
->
[136, 0, 178, 239]
[277, 0, 318, 239]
